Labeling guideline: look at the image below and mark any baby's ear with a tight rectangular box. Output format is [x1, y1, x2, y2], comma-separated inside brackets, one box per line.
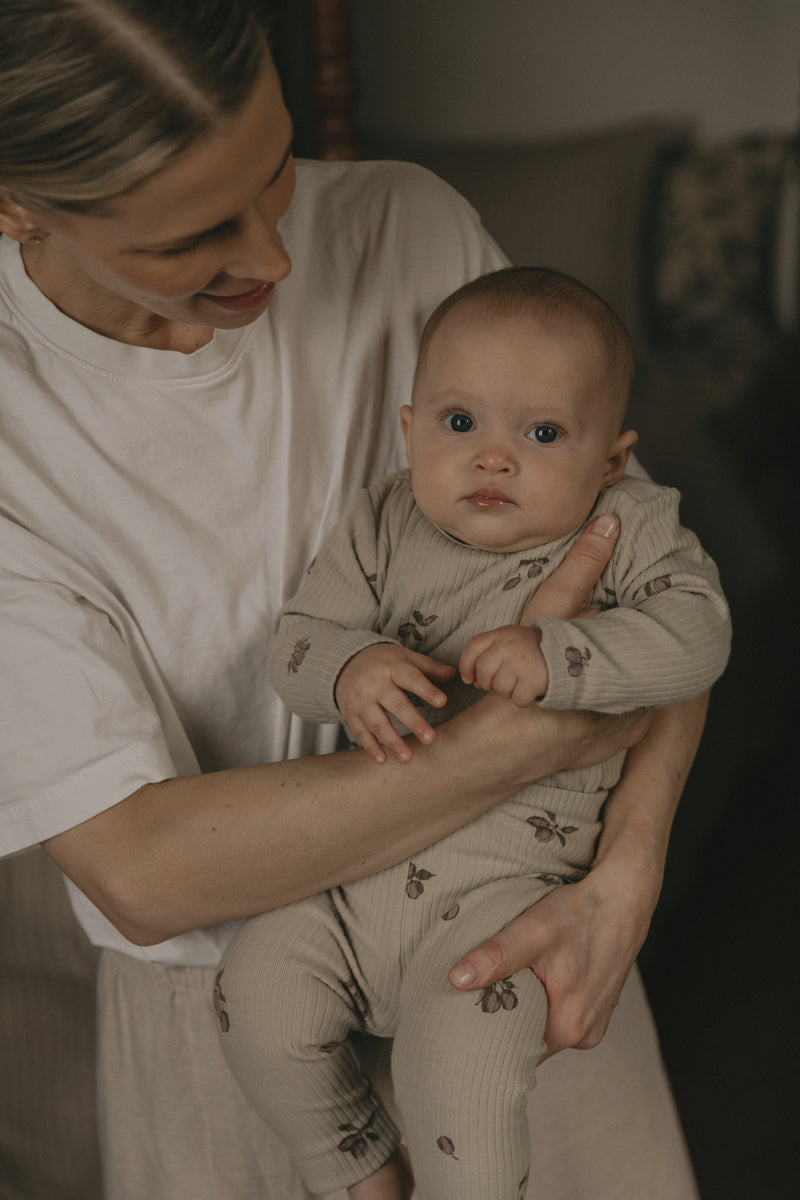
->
[602, 429, 639, 486]
[399, 404, 414, 465]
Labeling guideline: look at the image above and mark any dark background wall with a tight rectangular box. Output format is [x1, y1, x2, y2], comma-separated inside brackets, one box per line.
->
[277, 0, 799, 154]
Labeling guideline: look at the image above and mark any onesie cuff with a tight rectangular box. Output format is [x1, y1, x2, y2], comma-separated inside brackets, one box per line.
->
[532, 616, 587, 710]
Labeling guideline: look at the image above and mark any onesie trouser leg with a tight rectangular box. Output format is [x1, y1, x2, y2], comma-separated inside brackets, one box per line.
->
[219, 860, 555, 1198]
[217, 893, 401, 1195]
[391, 875, 549, 1200]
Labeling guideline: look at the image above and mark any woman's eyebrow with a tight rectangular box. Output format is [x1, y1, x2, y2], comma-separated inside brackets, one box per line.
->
[141, 136, 294, 251]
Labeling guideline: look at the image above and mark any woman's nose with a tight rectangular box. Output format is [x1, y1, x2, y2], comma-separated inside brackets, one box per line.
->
[226, 209, 292, 283]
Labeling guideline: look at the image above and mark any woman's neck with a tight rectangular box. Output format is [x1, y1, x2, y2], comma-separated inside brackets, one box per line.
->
[21, 242, 214, 354]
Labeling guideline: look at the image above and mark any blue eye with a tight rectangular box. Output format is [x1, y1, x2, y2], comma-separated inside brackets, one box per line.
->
[527, 424, 560, 444]
[443, 412, 474, 433]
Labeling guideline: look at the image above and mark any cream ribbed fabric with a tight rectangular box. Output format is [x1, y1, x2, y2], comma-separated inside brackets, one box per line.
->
[215, 470, 729, 1196]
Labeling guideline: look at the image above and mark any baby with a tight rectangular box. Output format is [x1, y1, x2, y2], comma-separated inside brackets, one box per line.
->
[215, 267, 731, 1200]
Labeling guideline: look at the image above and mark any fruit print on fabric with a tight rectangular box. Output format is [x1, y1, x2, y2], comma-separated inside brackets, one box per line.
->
[287, 637, 310, 673]
[343, 973, 370, 1024]
[502, 557, 549, 591]
[642, 573, 672, 597]
[527, 811, 579, 847]
[564, 645, 591, 676]
[405, 860, 436, 899]
[437, 1135, 459, 1160]
[213, 969, 230, 1032]
[476, 978, 519, 1012]
[397, 610, 437, 646]
[337, 1111, 382, 1160]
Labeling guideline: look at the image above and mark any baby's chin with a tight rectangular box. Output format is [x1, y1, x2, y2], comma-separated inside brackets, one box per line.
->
[434, 520, 552, 555]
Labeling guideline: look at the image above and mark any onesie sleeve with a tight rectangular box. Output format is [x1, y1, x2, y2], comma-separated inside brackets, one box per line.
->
[267, 483, 400, 723]
[534, 481, 732, 713]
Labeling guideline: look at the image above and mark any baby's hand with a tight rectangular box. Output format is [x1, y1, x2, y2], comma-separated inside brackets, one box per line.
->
[335, 643, 456, 764]
[459, 625, 549, 707]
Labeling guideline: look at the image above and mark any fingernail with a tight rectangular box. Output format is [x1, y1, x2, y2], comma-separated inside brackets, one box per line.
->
[592, 514, 619, 538]
[449, 963, 476, 987]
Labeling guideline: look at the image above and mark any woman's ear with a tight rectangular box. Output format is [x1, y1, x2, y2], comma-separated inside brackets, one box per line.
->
[0, 189, 46, 244]
[602, 429, 639, 487]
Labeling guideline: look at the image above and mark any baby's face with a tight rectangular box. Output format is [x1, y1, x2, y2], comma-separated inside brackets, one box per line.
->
[401, 305, 636, 553]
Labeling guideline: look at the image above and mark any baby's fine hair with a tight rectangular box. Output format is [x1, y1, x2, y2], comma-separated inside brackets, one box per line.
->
[418, 266, 636, 410]
[0, 0, 275, 214]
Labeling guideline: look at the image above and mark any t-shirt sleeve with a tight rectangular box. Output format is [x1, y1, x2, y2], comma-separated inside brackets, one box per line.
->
[0, 522, 177, 855]
[534, 481, 732, 713]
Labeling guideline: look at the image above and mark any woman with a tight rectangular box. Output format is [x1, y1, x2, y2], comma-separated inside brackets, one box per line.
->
[0, 3, 702, 1198]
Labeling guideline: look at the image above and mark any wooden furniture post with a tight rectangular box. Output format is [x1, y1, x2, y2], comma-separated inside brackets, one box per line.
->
[312, 0, 358, 160]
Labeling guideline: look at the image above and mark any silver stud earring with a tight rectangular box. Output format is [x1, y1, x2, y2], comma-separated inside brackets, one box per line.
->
[28, 235, 42, 246]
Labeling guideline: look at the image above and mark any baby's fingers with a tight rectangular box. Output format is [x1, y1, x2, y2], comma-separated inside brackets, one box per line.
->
[461, 645, 506, 693]
[347, 707, 411, 765]
[401, 651, 456, 689]
[387, 692, 439, 751]
[459, 633, 495, 685]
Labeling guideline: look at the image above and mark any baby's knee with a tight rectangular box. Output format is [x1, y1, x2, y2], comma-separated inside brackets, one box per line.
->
[214, 917, 301, 1069]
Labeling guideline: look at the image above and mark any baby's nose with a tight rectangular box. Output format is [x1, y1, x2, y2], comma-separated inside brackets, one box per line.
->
[474, 441, 517, 473]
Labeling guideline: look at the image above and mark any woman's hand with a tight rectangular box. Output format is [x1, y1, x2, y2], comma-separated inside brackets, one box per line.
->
[447, 838, 655, 1054]
[521, 511, 620, 624]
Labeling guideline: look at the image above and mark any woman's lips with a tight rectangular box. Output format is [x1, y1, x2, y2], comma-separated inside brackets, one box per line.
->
[200, 282, 274, 311]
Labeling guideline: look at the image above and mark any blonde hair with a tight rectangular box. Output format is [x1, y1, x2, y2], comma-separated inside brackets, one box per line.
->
[0, 0, 275, 213]
[418, 266, 636, 415]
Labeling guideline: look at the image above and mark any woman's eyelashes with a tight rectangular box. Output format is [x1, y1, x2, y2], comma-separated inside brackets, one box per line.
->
[156, 241, 202, 258]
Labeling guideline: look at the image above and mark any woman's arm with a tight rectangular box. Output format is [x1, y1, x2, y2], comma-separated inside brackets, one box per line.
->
[43, 518, 647, 947]
[43, 700, 647, 947]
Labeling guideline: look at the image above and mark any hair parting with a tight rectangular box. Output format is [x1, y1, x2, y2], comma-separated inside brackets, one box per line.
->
[0, 0, 277, 213]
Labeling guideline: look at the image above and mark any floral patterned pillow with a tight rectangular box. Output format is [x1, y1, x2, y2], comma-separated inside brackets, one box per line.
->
[650, 135, 790, 349]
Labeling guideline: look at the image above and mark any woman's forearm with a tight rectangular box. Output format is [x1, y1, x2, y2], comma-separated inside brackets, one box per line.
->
[588, 691, 709, 931]
[44, 698, 647, 945]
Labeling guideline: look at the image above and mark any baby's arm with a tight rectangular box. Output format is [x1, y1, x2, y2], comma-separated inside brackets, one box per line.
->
[267, 485, 396, 724]
[334, 643, 455, 764]
[533, 480, 731, 713]
[268, 477, 455, 758]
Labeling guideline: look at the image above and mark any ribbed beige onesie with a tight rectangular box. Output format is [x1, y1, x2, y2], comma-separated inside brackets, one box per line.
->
[217, 471, 730, 1198]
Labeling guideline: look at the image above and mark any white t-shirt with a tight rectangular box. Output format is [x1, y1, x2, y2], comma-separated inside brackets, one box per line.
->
[0, 159, 505, 965]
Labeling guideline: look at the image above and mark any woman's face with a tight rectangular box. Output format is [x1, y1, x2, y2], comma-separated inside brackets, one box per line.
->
[26, 62, 296, 342]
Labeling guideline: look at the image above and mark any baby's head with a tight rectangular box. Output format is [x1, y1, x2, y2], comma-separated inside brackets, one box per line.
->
[400, 266, 639, 552]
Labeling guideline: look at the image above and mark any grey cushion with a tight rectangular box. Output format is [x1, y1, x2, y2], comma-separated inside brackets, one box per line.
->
[405, 121, 687, 351]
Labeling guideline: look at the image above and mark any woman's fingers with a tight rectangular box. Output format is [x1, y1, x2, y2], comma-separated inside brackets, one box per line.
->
[522, 514, 619, 624]
[447, 882, 633, 1054]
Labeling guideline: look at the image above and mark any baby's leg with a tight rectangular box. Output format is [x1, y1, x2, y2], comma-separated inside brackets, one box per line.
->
[347, 1146, 414, 1200]
[392, 877, 550, 1200]
[217, 893, 401, 1195]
